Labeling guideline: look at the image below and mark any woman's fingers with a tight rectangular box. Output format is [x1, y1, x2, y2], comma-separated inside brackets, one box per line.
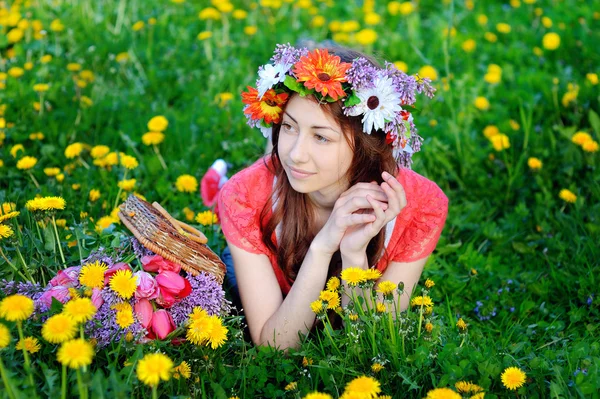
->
[340, 213, 377, 228]
[381, 172, 407, 214]
[343, 196, 388, 214]
[366, 194, 386, 227]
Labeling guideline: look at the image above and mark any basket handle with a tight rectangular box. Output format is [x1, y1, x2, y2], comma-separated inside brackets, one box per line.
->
[151, 202, 208, 244]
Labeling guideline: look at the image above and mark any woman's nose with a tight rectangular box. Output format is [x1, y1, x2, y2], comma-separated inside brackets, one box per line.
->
[289, 136, 310, 163]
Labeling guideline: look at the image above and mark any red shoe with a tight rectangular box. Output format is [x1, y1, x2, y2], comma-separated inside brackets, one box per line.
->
[200, 159, 228, 216]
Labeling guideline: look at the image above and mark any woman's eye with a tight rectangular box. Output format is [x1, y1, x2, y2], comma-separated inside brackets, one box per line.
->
[282, 123, 294, 132]
[315, 134, 330, 143]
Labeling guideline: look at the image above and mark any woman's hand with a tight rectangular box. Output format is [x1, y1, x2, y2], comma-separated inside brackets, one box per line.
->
[339, 171, 407, 257]
[312, 181, 389, 256]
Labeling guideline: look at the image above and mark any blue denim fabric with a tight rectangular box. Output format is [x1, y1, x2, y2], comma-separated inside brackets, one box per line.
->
[221, 246, 238, 294]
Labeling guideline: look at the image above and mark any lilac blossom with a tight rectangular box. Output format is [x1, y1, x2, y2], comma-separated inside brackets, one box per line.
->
[345, 57, 377, 90]
[169, 272, 228, 326]
[270, 43, 309, 72]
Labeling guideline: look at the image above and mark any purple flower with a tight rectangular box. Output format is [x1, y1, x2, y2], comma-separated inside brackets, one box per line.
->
[270, 43, 309, 71]
[131, 237, 155, 259]
[169, 272, 228, 326]
[345, 57, 377, 90]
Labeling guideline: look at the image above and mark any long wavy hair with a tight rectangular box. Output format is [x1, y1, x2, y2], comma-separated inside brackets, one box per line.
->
[259, 47, 399, 287]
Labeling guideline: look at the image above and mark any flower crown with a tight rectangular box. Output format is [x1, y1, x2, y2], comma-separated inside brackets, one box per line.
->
[241, 44, 436, 168]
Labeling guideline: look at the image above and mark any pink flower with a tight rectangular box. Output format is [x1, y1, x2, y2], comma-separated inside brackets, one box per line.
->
[49, 266, 80, 287]
[39, 286, 70, 308]
[141, 255, 181, 274]
[134, 271, 159, 300]
[154, 271, 191, 308]
[91, 288, 104, 309]
[104, 262, 132, 285]
[134, 299, 154, 330]
[151, 309, 175, 340]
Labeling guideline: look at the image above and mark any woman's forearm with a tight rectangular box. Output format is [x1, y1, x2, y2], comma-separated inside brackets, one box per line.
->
[258, 242, 333, 349]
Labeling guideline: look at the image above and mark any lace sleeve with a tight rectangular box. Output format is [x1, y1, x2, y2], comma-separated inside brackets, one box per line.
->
[217, 175, 267, 255]
[392, 179, 448, 263]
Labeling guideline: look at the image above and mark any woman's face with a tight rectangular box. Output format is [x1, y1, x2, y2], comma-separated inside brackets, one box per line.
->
[277, 95, 354, 209]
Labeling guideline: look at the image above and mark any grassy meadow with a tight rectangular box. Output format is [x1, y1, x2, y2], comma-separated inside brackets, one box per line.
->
[0, 0, 599, 397]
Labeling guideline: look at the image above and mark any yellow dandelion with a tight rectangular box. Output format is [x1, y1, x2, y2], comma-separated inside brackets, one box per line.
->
[44, 167, 61, 177]
[173, 361, 191, 379]
[501, 366, 527, 390]
[0, 225, 14, 240]
[303, 393, 333, 399]
[115, 308, 135, 329]
[64, 142, 84, 159]
[89, 189, 101, 202]
[410, 295, 433, 308]
[425, 322, 433, 333]
[42, 314, 77, 344]
[302, 357, 313, 367]
[63, 297, 97, 323]
[474, 96, 490, 111]
[528, 157, 543, 170]
[79, 261, 108, 289]
[16, 156, 38, 170]
[120, 154, 139, 170]
[319, 290, 340, 310]
[455, 380, 484, 394]
[16, 336, 41, 354]
[197, 31, 213, 41]
[186, 312, 212, 345]
[583, 140, 599, 152]
[176, 174, 199, 193]
[376, 281, 397, 296]
[0, 294, 34, 321]
[142, 131, 165, 146]
[110, 270, 138, 299]
[95, 216, 119, 234]
[195, 210, 218, 225]
[425, 278, 435, 289]
[136, 352, 174, 386]
[343, 375, 381, 397]
[0, 211, 19, 224]
[363, 268, 382, 281]
[490, 134, 510, 151]
[90, 145, 110, 159]
[118, 178, 137, 191]
[147, 116, 169, 132]
[285, 381, 298, 391]
[456, 318, 468, 331]
[0, 323, 11, 348]
[571, 131, 592, 146]
[341, 267, 366, 286]
[57, 338, 94, 369]
[425, 387, 461, 399]
[206, 316, 228, 349]
[559, 189, 577, 203]
[326, 276, 340, 291]
[310, 300, 325, 314]
[371, 363, 384, 373]
[542, 32, 560, 50]
[375, 302, 386, 313]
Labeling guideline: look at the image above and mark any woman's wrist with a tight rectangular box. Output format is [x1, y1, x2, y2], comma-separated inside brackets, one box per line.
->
[340, 250, 368, 269]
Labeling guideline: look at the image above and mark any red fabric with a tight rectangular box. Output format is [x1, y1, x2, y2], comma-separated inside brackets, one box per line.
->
[218, 157, 449, 296]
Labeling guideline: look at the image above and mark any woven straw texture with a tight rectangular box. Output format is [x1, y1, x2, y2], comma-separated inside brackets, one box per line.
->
[117, 194, 225, 284]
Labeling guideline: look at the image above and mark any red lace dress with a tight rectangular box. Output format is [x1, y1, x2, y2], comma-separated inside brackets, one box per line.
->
[218, 157, 449, 296]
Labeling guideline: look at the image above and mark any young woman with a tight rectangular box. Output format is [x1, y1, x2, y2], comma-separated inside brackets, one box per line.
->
[217, 45, 448, 349]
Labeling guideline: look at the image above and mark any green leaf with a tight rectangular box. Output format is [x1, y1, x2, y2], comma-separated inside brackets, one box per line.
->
[589, 109, 600, 136]
[344, 91, 361, 107]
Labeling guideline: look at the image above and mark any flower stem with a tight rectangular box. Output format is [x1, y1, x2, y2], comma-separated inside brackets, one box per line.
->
[0, 247, 29, 281]
[113, 171, 127, 210]
[17, 321, 35, 388]
[51, 216, 67, 267]
[15, 246, 35, 282]
[61, 365, 67, 399]
[152, 385, 158, 399]
[416, 303, 424, 339]
[28, 171, 40, 189]
[322, 315, 341, 357]
[0, 357, 17, 399]
[76, 368, 88, 399]
[153, 145, 167, 170]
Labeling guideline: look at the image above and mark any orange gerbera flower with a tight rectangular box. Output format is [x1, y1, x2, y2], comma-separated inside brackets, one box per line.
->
[241, 86, 289, 125]
[292, 49, 351, 101]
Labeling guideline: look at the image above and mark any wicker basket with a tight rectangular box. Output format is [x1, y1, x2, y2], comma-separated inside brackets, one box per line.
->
[117, 194, 226, 284]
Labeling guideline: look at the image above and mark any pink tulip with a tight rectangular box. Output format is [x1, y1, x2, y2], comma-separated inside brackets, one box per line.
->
[134, 271, 159, 300]
[104, 262, 132, 285]
[151, 309, 175, 340]
[91, 288, 104, 309]
[134, 299, 154, 330]
[39, 286, 70, 309]
[141, 255, 181, 274]
[49, 266, 81, 287]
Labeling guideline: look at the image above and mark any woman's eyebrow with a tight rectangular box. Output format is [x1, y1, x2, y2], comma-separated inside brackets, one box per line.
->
[283, 111, 340, 135]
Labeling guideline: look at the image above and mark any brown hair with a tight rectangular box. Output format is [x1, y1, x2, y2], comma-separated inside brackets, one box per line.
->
[259, 47, 398, 287]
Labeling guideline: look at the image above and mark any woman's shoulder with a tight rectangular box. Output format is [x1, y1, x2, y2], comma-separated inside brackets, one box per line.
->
[218, 156, 274, 214]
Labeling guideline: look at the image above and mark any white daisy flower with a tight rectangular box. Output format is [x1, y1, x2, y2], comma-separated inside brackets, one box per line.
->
[347, 75, 402, 134]
[257, 63, 289, 99]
